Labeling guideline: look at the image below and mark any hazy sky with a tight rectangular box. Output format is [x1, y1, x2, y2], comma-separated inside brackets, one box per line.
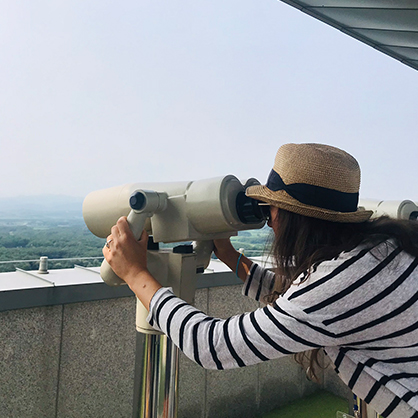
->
[1, 0, 417, 202]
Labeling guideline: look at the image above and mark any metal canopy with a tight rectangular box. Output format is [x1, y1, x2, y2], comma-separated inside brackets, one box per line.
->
[279, 0, 418, 71]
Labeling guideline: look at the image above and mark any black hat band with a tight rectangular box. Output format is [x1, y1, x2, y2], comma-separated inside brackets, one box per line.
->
[265, 169, 359, 213]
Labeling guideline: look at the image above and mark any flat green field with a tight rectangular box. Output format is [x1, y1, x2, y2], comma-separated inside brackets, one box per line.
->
[261, 390, 350, 418]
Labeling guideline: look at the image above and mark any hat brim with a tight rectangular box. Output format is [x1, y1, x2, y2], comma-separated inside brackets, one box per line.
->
[246, 185, 373, 223]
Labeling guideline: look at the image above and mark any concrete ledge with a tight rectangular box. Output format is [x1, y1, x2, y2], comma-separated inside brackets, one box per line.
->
[0, 282, 134, 312]
[0, 269, 241, 312]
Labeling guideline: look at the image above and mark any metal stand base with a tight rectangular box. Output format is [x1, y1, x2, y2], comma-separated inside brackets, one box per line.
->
[133, 332, 179, 418]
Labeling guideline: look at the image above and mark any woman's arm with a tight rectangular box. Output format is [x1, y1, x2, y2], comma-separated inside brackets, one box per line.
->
[213, 238, 253, 282]
[102, 218, 274, 308]
[147, 285, 331, 370]
[214, 238, 276, 302]
[102, 218, 326, 371]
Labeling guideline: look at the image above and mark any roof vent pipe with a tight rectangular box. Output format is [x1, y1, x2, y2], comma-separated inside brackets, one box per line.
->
[38, 256, 49, 274]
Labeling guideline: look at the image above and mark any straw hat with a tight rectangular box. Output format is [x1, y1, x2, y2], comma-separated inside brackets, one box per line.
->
[246, 143, 373, 223]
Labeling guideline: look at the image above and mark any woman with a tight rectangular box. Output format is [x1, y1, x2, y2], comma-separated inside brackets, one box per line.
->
[103, 143, 418, 418]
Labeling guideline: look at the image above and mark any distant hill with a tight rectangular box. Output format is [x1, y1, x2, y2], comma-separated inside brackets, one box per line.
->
[0, 195, 84, 220]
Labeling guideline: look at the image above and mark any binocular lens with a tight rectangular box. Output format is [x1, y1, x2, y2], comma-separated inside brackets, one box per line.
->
[236, 191, 269, 224]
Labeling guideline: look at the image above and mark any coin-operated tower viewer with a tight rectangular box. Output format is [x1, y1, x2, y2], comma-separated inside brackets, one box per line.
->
[83, 175, 268, 418]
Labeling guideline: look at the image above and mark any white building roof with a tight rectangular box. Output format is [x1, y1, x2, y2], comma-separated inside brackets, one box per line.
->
[0, 256, 273, 293]
[280, 1, 418, 71]
[0, 255, 274, 311]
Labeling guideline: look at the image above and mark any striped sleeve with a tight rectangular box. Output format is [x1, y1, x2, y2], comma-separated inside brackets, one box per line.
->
[242, 263, 275, 301]
[146, 286, 337, 370]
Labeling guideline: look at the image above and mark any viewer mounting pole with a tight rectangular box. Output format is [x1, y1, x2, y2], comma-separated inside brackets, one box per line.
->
[132, 245, 198, 418]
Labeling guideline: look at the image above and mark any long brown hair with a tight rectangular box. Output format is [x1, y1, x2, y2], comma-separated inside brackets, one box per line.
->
[266, 209, 418, 381]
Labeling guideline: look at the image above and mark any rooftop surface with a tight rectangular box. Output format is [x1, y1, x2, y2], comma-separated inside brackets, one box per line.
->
[0, 256, 274, 312]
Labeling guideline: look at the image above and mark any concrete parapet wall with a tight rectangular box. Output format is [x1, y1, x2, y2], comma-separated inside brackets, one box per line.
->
[0, 298, 137, 418]
[0, 285, 351, 418]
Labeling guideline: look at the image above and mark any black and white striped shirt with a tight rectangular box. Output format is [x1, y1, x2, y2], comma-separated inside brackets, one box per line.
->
[147, 241, 418, 418]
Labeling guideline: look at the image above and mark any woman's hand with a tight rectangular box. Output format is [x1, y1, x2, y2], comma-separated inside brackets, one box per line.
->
[102, 217, 162, 310]
[103, 217, 148, 285]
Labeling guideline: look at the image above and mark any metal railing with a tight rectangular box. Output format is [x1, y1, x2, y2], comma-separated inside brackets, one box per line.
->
[0, 256, 104, 264]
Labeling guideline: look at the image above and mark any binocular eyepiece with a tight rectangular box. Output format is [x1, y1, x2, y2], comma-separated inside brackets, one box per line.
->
[235, 192, 270, 224]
